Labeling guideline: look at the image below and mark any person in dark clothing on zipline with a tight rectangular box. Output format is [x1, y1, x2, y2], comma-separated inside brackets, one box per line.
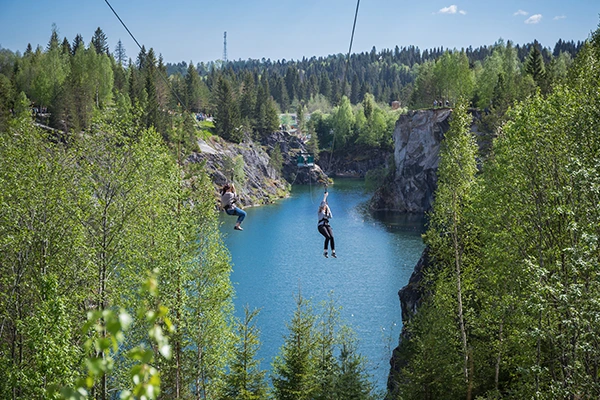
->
[221, 183, 246, 231]
[318, 191, 336, 258]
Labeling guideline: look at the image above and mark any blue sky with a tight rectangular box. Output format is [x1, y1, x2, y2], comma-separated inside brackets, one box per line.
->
[0, 0, 598, 64]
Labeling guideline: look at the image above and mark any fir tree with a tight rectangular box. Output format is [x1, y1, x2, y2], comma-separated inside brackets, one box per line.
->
[71, 34, 84, 55]
[91, 27, 109, 55]
[114, 39, 127, 66]
[224, 307, 269, 399]
[524, 40, 546, 87]
[214, 75, 242, 143]
[272, 293, 318, 400]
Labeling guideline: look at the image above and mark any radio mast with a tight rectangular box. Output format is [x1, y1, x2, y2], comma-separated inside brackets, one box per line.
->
[223, 31, 227, 64]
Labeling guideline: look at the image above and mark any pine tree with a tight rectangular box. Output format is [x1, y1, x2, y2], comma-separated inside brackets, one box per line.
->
[91, 27, 109, 55]
[71, 34, 84, 55]
[333, 330, 374, 400]
[224, 307, 269, 399]
[214, 75, 242, 143]
[61, 37, 71, 55]
[47, 23, 60, 51]
[350, 74, 360, 104]
[239, 71, 257, 130]
[144, 48, 160, 129]
[272, 293, 318, 400]
[114, 39, 127, 66]
[524, 40, 546, 88]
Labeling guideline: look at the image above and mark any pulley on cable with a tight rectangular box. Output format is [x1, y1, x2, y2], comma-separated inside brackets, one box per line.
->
[297, 152, 315, 168]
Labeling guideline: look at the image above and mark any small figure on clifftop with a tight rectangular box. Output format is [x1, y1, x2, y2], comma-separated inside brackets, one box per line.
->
[221, 183, 246, 231]
[318, 191, 336, 258]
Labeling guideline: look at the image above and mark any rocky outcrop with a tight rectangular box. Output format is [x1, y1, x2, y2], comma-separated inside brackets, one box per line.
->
[387, 248, 430, 397]
[371, 109, 451, 212]
[261, 131, 328, 185]
[188, 131, 327, 207]
[371, 108, 488, 213]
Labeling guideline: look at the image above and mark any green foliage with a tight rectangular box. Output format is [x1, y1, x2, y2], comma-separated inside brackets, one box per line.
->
[224, 306, 269, 399]
[0, 108, 237, 399]
[272, 294, 319, 400]
[524, 40, 547, 89]
[59, 271, 172, 400]
[397, 22, 600, 400]
[214, 75, 243, 142]
[269, 144, 284, 175]
[272, 293, 375, 400]
[0, 118, 84, 399]
[330, 96, 355, 149]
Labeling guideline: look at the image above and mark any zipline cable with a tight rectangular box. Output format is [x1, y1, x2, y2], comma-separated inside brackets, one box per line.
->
[326, 0, 361, 174]
[103, 0, 198, 133]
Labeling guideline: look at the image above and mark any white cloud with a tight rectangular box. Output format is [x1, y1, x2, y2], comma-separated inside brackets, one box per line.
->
[438, 5, 466, 15]
[439, 5, 458, 14]
[514, 9, 529, 16]
[525, 14, 543, 24]
[553, 15, 566, 20]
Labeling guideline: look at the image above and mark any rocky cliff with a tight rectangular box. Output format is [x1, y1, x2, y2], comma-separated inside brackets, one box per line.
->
[387, 248, 430, 397]
[188, 131, 327, 207]
[384, 108, 491, 396]
[370, 109, 451, 212]
[371, 108, 487, 213]
[262, 131, 329, 186]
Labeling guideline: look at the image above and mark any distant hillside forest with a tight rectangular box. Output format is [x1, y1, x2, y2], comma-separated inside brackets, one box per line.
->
[0, 25, 584, 152]
[167, 37, 581, 109]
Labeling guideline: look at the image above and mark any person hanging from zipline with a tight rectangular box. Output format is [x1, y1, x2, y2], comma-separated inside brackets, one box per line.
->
[221, 183, 246, 231]
[318, 190, 336, 258]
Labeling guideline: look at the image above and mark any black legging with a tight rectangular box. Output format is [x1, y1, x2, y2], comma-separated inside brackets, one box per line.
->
[318, 224, 335, 251]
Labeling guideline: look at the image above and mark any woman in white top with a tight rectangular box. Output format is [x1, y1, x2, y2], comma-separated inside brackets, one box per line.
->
[220, 183, 246, 231]
[317, 191, 336, 258]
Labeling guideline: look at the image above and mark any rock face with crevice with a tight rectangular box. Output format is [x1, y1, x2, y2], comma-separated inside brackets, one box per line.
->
[371, 108, 488, 213]
[371, 109, 452, 212]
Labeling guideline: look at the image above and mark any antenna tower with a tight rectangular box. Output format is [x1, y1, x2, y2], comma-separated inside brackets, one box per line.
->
[223, 31, 227, 63]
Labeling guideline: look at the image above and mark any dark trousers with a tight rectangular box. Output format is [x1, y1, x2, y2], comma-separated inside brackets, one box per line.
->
[318, 224, 335, 251]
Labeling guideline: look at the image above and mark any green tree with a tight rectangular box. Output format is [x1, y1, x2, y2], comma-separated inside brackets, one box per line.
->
[422, 99, 478, 399]
[71, 34, 84, 55]
[330, 96, 355, 150]
[333, 329, 374, 400]
[0, 117, 85, 399]
[185, 61, 208, 112]
[524, 40, 546, 89]
[214, 75, 242, 143]
[272, 294, 318, 400]
[91, 27, 109, 55]
[239, 71, 257, 130]
[114, 39, 127, 66]
[224, 306, 269, 399]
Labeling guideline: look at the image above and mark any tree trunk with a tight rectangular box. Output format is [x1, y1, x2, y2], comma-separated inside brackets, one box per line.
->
[495, 320, 504, 390]
[452, 195, 470, 400]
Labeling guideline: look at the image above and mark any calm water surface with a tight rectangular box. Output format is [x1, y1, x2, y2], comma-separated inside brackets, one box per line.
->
[219, 179, 425, 391]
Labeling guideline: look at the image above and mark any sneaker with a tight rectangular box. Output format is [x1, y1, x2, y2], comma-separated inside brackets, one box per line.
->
[323, 251, 328, 258]
[331, 251, 337, 258]
[234, 225, 243, 231]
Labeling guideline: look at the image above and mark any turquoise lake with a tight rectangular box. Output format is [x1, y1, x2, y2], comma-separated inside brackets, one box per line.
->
[219, 178, 425, 391]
